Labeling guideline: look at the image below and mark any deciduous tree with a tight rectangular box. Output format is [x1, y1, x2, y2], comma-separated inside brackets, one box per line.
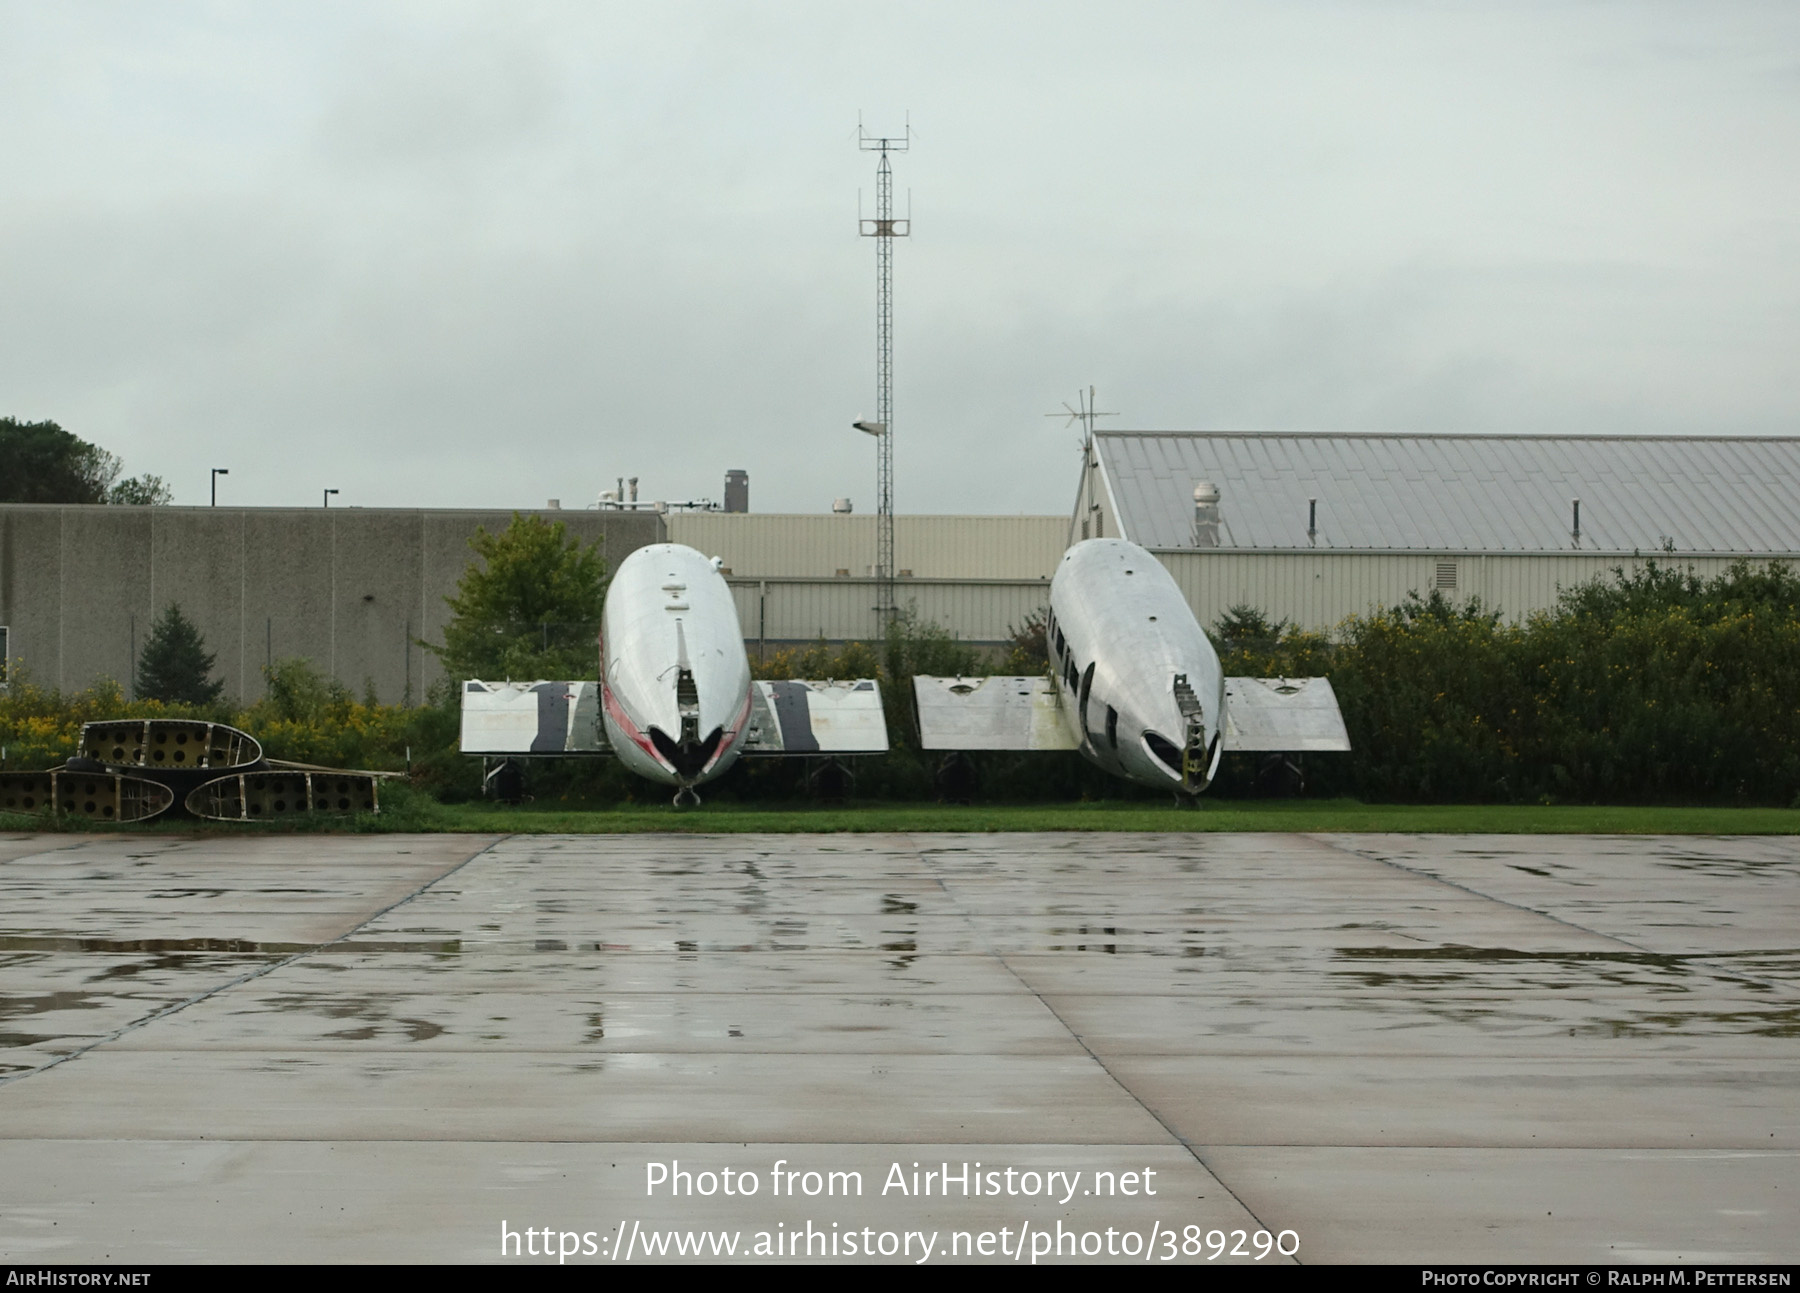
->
[0, 417, 168, 504]
[426, 514, 609, 683]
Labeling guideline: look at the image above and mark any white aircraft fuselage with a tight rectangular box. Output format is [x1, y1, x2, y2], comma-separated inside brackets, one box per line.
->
[1046, 538, 1226, 793]
[600, 543, 754, 792]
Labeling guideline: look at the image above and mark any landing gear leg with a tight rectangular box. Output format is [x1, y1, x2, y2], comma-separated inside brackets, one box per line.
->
[673, 785, 701, 808]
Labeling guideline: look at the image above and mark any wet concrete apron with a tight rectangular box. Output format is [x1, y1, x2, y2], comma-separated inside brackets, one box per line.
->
[0, 831, 1795, 1263]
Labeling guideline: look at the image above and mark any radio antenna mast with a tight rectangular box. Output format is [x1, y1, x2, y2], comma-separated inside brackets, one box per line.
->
[858, 115, 911, 627]
[1048, 386, 1117, 544]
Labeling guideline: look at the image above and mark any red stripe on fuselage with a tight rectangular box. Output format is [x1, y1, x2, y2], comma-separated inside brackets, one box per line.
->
[703, 686, 756, 776]
[601, 679, 669, 768]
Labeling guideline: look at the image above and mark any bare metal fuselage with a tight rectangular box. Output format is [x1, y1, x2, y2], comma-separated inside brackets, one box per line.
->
[1046, 539, 1226, 793]
[600, 544, 754, 790]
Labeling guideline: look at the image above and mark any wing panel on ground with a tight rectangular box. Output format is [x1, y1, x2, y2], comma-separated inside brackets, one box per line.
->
[913, 675, 1080, 751]
[1222, 677, 1352, 752]
[742, 680, 889, 754]
[459, 681, 608, 755]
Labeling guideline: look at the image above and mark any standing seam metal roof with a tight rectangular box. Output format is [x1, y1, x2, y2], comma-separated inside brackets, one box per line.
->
[1096, 432, 1800, 553]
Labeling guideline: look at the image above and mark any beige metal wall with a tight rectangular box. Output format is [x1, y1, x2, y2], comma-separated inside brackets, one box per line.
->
[726, 576, 1050, 649]
[1154, 550, 1783, 632]
[716, 552, 1763, 649]
[669, 513, 1068, 580]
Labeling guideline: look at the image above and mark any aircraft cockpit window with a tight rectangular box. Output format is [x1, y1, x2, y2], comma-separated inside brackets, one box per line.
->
[1105, 705, 1119, 750]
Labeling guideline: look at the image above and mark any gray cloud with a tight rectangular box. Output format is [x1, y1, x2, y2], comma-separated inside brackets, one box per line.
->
[1, 1, 1796, 514]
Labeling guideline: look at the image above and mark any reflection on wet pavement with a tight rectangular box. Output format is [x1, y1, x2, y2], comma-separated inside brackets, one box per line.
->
[0, 828, 1795, 1262]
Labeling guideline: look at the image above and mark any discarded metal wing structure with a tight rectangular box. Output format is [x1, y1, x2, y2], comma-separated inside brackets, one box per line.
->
[0, 717, 385, 824]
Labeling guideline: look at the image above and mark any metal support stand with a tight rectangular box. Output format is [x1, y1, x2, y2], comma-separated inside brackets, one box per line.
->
[807, 756, 854, 801]
[934, 751, 978, 805]
[483, 757, 526, 804]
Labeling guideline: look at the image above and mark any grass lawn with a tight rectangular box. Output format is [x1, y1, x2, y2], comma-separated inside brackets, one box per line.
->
[5, 788, 1796, 835]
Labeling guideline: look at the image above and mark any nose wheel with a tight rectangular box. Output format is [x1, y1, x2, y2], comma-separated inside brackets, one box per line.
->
[673, 785, 702, 808]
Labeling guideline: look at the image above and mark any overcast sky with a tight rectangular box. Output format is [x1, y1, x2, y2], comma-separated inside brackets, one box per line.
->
[3, 2, 1797, 514]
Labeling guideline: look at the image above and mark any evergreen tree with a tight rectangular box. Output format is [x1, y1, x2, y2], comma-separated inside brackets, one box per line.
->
[135, 604, 224, 705]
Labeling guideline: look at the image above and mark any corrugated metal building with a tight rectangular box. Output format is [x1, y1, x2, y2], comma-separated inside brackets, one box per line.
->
[667, 513, 1065, 579]
[11, 436, 1795, 698]
[667, 513, 1064, 650]
[1081, 432, 1800, 631]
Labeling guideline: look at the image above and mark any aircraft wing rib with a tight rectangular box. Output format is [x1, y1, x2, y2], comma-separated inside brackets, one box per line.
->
[913, 676, 1080, 751]
[1221, 677, 1352, 752]
[741, 679, 889, 755]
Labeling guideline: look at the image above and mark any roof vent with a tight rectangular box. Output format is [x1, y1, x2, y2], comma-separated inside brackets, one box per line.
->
[1192, 480, 1222, 548]
[832, 498, 853, 514]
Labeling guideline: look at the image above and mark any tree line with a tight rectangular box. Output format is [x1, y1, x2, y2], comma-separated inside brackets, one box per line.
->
[5, 512, 1797, 806]
[1209, 561, 1800, 805]
[1, 417, 170, 504]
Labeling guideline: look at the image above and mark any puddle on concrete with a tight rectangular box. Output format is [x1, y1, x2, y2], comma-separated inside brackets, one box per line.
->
[1336, 945, 1700, 969]
[0, 990, 107, 1025]
[256, 991, 453, 1043]
[1589, 1008, 1800, 1038]
[0, 934, 313, 955]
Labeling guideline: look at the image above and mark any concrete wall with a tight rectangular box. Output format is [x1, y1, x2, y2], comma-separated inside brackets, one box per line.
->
[0, 506, 663, 702]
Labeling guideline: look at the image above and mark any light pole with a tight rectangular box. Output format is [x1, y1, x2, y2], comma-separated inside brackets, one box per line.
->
[211, 468, 229, 506]
[323, 488, 339, 508]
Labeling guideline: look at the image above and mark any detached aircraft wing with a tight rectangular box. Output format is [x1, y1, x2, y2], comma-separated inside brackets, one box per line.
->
[459, 680, 608, 755]
[742, 680, 889, 755]
[1221, 677, 1352, 752]
[458, 678, 890, 757]
[912, 676, 1080, 751]
[913, 674, 1351, 754]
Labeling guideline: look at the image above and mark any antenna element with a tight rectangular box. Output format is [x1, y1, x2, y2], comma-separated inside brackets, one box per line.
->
[858, 116, 911, 626]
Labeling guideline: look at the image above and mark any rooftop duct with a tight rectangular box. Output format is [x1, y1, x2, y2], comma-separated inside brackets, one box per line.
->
[1192, 480, 1222, 548]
